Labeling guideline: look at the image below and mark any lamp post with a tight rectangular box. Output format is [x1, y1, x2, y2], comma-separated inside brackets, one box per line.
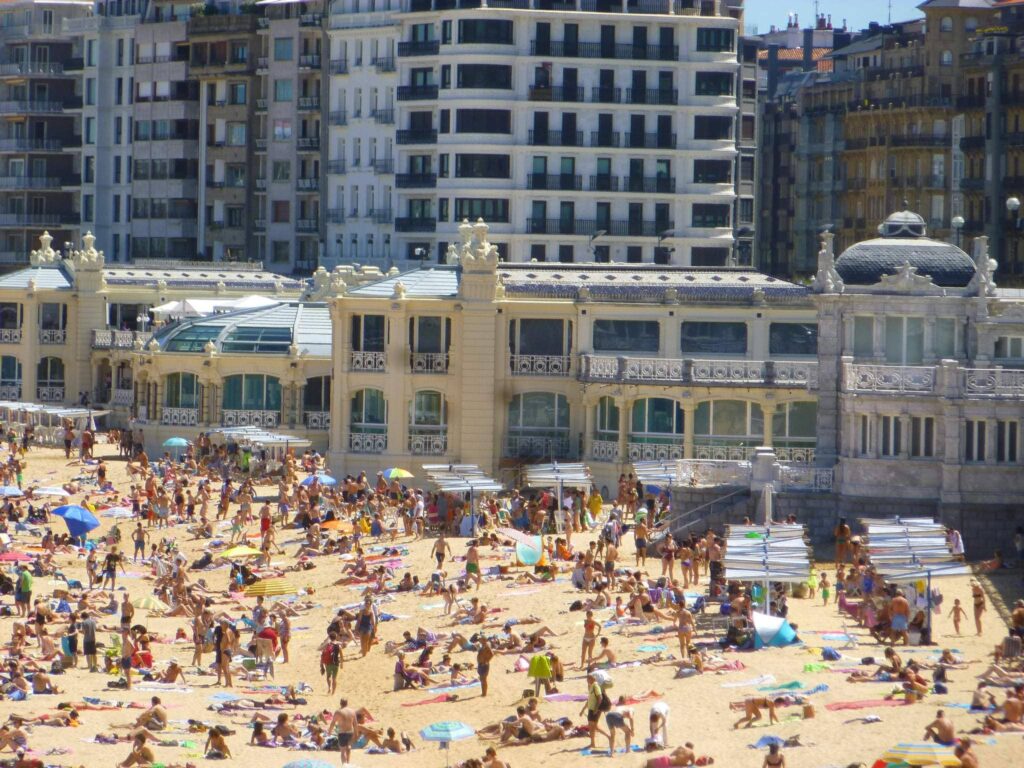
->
[136, 314, 149, 334]
[951, 215, 964, 249]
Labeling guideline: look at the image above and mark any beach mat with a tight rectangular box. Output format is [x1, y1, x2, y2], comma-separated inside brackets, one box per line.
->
[826, 699, 913, 711]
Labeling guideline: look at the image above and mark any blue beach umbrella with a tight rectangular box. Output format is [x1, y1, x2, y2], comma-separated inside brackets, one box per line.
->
[300, 473, 337, 487]
[163, 436, 189, 461]
[282, 760, 336, 768]
[51, 504, 101, 538]
[420, 721, 475, 767]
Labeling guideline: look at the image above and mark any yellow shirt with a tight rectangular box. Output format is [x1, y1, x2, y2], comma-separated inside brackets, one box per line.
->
[588, 493, 603, 515]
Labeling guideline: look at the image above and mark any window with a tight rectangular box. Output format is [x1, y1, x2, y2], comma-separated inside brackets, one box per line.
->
[695, 71, 733, 96]
[458, 19, 513, 44]
[229, 82, 247, 105]
[770, 323, 818, 356]
[351, 389, 387, 432]
[410, 316, 451, 355]
[39, 303, 67, 331]
[681, 321, 747, 355]
[692, 203, 730, 228]
[853, 316, 874, 356]
[271, 241, 290, 263]
[85, 78, 96, 105]
[910, 416, 935, 458]
[231, 42, 248, 64]
[593, 320, 660, 353]
[558, 245, 574, 263]
[693, 400, 763, 441]
[352, 315, 386, 352]
[458, 64, 511, 89]
[694, 115, 732, 140]
[84, 156, 95, 184]
[410, 390, 446, 431]
[274, 79, 293, 102]
[304, 376, 331, 413]
[0, 356, 22, 392]
[272, 161, 290, 181]
[226, 206, 243, 227]
[965, 419, 986, 462]
[595, 396, 619, 439]
[995, 335, 1024, 359]
[274, 37, 293, 61]
[455, 154, 510, 178]
[696, 27, 734, 52]
[934, 318, 956, 358]
[273, 119, 292, 140]
[997, 420, 1019, 463]
[226, 165, 246, 187]
[272, 200, 290, 223]
[507, 393, 570, 431]
[771, 402, 817, 451]
[693, 159, 732, 183]
[85, 117, 95, 144]
[940, 16, 953, 32]
[222, 374, 282, 412]
[454, 198, 509, 222]
[857, 414, 871, 456]
[880, 416, 902, 457]
[456, 109, 511, 133]
[509, 318, 571, 356]
[37, 357, 64, 386]
[941, 50, 953, 67]
[0, 303, 20, 330]
[884, 317, 924, 364]
[226, 122, 246, 146]
[164, 372, 198, 408]
[690, 247, 728, 266]
[221, 326, 293, 353]
[631, 398, 684, 439]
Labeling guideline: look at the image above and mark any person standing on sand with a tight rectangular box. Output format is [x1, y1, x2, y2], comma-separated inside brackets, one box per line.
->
[328, 698, 357, 765]
[581, 672, 609, 750]
[890, 590, 910, 646]
[433, 532, 452, 568]
[581, 609, 601, 669]
[477, 635, 493, 697]
[466, 540, 482, 591]
[971, 580, 986, 636]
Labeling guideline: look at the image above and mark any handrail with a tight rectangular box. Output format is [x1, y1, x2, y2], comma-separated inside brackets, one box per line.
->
[660, 488, 748, 535]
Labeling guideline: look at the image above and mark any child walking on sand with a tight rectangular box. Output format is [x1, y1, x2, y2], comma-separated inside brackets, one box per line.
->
[949, 598, 968, 635]
[820, 573, 830, 606]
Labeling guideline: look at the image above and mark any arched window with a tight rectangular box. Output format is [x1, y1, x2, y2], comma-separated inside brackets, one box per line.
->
[164, 372, 199, 408]
[693, 399, 763, 460]
[940, 50, 953, 66]
[351, 388, 387, 433]
[304, 376, 332, 413]
[965, 16, 978, 32]
[222, 374, 281, 411]
[630, 398, 685, 440]
[37, 357, 64, 385]
[506, 392, 570, 459]
[940, 16, 953, 33]
[0, 356, 21, 399]
[595, 396, 620, 440]
[772, 402, 818, 463]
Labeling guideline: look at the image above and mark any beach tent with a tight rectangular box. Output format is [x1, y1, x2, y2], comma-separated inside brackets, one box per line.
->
[423, 464, 503, 537]
[751, 611, 799, 649]
[723, 524, 811, 614]
[523, 462, 593, 532]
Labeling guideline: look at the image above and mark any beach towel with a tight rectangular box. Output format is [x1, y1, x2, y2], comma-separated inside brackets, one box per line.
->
[401, 693, 458, 707]
[722, 674, 776, 689]
[636, 643, 667, 653]
[825, 699, 912, 711]
[426, 681, 480, 694]
[704, 660, 747, 672]
[803, 663, 832, 673]
[749, 736, 788, 749]
[579, 745, 644, 756]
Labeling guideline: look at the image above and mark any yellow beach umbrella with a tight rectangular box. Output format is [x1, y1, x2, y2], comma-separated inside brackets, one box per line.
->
[132, 595, 169, 611]
[244, 578, 298, 597]
[221, 545, 263, 559]
[880, 743, 961, 766]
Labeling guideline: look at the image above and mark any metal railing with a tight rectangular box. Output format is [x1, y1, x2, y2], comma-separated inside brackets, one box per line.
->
[305, 411, 331, 430]
[37, 386, 64, 403]
[350, 350, 386, 371]
[409, 432, 447, 455]
[528, 130, 583, 147]
[222, 409, 280, 428]
[39, 329, 66, 344]
[395, 173, 437, 188]
[349, 431, 387, 453]
[509, 354, 572, 376]
[410, 352, 449, 373]
[843, 363, 936, 393]
[527, 173, 583, 191]
[161, 407, 199, 426]
[0, 328, 20, 343]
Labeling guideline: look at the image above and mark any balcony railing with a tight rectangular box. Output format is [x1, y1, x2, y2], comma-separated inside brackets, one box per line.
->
[397, 40, 440, 56]
[222, 410, 279, 428]
[329, 59, 348, 74]
[528, 173, 582, 191]
[326, 208, 345, 224]
[305, 411, 331, 430]
[162, 406, 199, 426]
[395, 217, 437, 232]
[395, 173, 437, 188]
[296, 218, 319, 232]
[409, 432, 447, 455]
[111, 389, 134, 408]
[296, 178, 320, 191]
[350, 350, 386, 371]
[622, 176, 676, 193]
[92, 329, 152, 349]
[0, 138, 64, 152]
[298, 96, 321, 110]
[372, 108, 395, 124]
[623, 132, 677, 149]
[959, 368, 1024, 399]
[0, 328, 21, 344]
[37, 386, 64, 403]
[628, 441, 684, 462]
[509, 354, 572, 376]
[349, 431, 387, 454]
[39, 329, 66, 344]
[530, 41, 678, 61]
[627, 88, 678, 105]
[410, 352, 449, 373]
[371, 158, 394, 174]
[842, 363, 935, 393]
[528, 85, 584, 102]
[0, 100, 65, 114]
[397, 84, 439, 100]
[890, 133, 949, 148]
[327, 160, 347, 174]
[504, 434, 572, 461]
[298, 54, 322, 69]
[579, 355, 819, 388]
[297, 137, 320, 151]
[0, 212, 79, 226]
[528, 130, 583, 147]
[591, 439, 619, 463]
[396, 129, 438, 144]
[526, 219, 673, 237]
[373, 56, 396, 72]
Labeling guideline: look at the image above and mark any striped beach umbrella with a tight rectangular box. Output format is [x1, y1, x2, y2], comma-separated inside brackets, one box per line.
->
[879, 742, 961, 766]
[243, 577, 298, 597]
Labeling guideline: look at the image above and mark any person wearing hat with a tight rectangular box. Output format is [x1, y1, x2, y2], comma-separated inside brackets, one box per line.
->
[159, 658, 187, 685]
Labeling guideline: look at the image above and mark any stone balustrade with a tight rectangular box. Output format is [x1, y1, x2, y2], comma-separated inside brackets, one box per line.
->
[222, 409, 279, 428]
[590, 439, 619, 462]
[305, 411, 331, 430]
[39, 329, 66, 345]
[0, 384, 20, 400]
[579, 354, 818, 388]
[92, 329, 153, 350]
[627, 441, 683, 462]
[959, 367, 1024, 398]
[37, 386, 64, 402]
[843, 360, 1024, 399]
[843, 362, 936, 393]
[112, 389, 134, 407]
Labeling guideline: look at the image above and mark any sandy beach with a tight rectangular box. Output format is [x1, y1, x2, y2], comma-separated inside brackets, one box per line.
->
[0, 442, 1021, 768]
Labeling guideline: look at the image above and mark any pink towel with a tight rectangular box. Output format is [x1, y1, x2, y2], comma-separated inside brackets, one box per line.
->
[825, 699, 912, 711]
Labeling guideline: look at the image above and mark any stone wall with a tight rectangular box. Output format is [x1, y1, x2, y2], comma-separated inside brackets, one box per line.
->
[939, 504, 1024, 560]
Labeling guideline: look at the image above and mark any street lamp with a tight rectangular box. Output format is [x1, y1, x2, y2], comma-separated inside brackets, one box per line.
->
[136, 313, 149, 334]
[1008, 196, 1021, 223]
[951, 215, 964, 249]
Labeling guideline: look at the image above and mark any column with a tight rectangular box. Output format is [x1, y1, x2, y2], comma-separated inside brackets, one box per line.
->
[899, 415, 911, 458]
[296, 383, 306, 428]
[924, 318, 936, 363]
[761, 401, 776, 448]
[615, 396, 629, 464]
[873, 414, 883, 458]
[872, 317, 885, 361]
[985, 417, 998, 465]
[582, 399, 595, 462]
[682, 401, 695, 459]
[842, 315, 854, 354]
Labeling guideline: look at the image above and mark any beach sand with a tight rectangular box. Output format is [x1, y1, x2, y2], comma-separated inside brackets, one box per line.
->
[1, 443, 1021, 768]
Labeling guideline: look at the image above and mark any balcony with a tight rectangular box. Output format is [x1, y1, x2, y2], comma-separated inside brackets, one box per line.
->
[627, 441, 683, 462]
[528, 85, 584, 102]
[509, 354, 572, 377]
[256, 98, 267, 111]
[527, 173, 582, 191]
[0, 176, 69, 190]
[350, 350, 386, 372]
[842, 363, 936, 394]
[39, 329, 66, 345]
[960, 368, 1024, 399]
[0, 328, 20, 343]
[588, 174, 619, 191]
[530, 41, 678, 61]
[329, 110, 347, 126]
[37, 386, 64, 403]
[256, 57, 269, 71]
[222, 409, 280, 428]
[296, 218, 319, 233]
[161, 407, 199, 427]
[0, 100, 65, 114]
[0, 212, 79, 227]
[372, 57, 396, 72]
[890, 133, 949, 148]
[298, 96, 321, 110]
[297, 137, 320, 151]
[526, 219, 673, 237]
[373, 209, 394, 224]
[410, 352, 449, 374]
[371, 158, 394, 174]
[528, 130, 583, 147]
[255, 177, 267, 190]
[372, 108, 395, 124]
[397, 85, 439, 100]
[960, 136, 986, 151]
[296, 177, 320, 191]
[299, 12, 323, 26]
[305, 411, 330, 430]
[0, 138, 65, 152]
[326, 209, 345, 224]
[623, 132, 677, 149]
[255, 139, 268, 151]
[0, 62, 67, 76]
[395, 217, 437, 232]
[254, 219, 266, 230]
[396, 128, 438, 144]
[622, 176, 676, 193]
[504, 435, 572, 461]
[626, 88, 678, 105]
[111, 389, 134, 408]
[329, 59, 348, 75]
[590, 86, 621, 103]
[579, 355, 818, 388]
[409, 433, 447, 456]
[349, 432, 387, 454]
[327, 160, 347, 174]
[298, 54, 322, 69]
[589, 131, 621, 148]
[92, 329, 152, 350]
[956, 94, 986, 109]
[960, 178, 986, 191]
[397, 40, 440, 57]
[396, 173, 437, 188]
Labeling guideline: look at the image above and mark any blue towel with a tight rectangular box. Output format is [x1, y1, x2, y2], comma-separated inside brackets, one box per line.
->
[636, 643, 667, 653]
[580, 745, 643, 756]
[750, 735, 787, 749]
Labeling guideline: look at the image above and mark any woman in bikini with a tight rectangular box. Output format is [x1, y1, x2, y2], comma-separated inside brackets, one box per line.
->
[763, 743, 785, 768]
[675, 602, 694, 660]
[660, 535, 678, 582]
[580, 610, 600, 669]
[971, 580, 986, 636]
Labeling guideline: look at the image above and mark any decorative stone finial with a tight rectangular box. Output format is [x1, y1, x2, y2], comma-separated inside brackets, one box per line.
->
[147, 338, 161, 353]
[288, 342, 301, 359]
[968, 235, 997, 297]
[215, 280, 226, 294]
[445, 242, 460, 266]
[29, 231, 61, 266]
[663, 287, 679, 304]
[577, 285, 591, 302]
[752, 287, 766, 305]
[393, 281, 407, 299]
[812, 229, 844, 294]
[203, 339, 217, 357]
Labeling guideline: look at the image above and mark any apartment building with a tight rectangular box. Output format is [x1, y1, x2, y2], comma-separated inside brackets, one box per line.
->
[324, 0, 743, 267]
[69, 2, 140, 264]
[0, 0, 89, 267]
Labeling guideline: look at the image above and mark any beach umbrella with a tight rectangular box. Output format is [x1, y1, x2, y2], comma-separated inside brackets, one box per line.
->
[382, 467, 414, 481]
[282, 761, 335, 768]
[879, 743, 961, 766]
[101, 506, 134, 518]
[319, 519, 350, 531]
[0, 551, 33, 562]
[33, 487, 70, 498]
[496, 526, 543, 549]
[300, 473, 337, 487]
[243, 577, 298, 597]
[50, 504, 100, 538]
[0, 486, 23, 497]
[419, 721, 475, 767]
[221, 545, 263, 559]
[132, 595, 168, 611]
[163, 436, 189, 461]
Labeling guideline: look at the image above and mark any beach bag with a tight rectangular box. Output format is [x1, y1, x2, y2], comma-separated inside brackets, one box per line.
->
[934, 682, 948, 695]
[598, 690, 612, 712]
[822, 647, 841, 661]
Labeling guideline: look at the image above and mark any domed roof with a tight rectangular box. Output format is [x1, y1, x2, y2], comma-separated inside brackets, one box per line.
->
[834, 207, 977, 288]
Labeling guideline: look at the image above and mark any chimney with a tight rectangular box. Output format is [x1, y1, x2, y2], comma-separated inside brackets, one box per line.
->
[803, 28, 815, 71]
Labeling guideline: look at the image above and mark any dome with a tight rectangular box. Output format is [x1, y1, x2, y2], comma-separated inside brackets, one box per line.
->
[834, 208, 977, 288]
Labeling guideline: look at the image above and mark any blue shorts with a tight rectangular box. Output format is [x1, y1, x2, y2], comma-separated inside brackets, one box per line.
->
[891, 614, 909, 632]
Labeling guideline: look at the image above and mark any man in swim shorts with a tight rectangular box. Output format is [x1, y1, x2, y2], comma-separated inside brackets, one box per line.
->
[328, 698, 357, 764]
